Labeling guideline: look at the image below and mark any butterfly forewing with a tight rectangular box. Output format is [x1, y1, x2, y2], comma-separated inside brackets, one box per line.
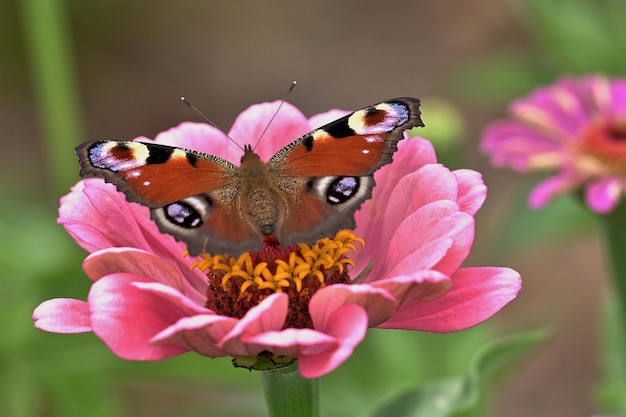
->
[268, 98, 422, 176]
[76, 141, 238, 205]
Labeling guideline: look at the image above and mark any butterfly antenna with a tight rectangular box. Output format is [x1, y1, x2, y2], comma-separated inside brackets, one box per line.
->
[252, 81, 297, 151]
[181, 96, 244, 152]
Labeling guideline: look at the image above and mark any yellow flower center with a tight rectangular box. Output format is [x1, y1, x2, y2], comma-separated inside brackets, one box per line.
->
[191, 230, 364, 329]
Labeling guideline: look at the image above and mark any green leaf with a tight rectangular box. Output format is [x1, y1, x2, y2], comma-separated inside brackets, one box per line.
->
[367, 329, 547, 417]
[367, 377, 473, 417]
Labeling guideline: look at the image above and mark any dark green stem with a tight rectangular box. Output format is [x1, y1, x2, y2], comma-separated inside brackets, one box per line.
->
[20, 0, 85, 197]
[600, 205, 626, 333]
[261, 364, 319, 417]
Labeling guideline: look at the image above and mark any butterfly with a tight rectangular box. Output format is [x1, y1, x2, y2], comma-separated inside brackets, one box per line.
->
[76, 98, 423, 256]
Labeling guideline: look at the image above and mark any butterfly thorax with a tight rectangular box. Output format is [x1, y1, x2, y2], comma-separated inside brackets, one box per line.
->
[239, 149, 285, 237]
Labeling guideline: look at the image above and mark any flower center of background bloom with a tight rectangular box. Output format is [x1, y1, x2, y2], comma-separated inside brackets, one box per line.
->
[577, 116, 626, 172]
[191, 230, 363, 329]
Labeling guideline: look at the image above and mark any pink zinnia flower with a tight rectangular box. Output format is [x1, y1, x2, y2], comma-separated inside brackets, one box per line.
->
[481, 75, 626, 213]
[33, 101, 521, 378]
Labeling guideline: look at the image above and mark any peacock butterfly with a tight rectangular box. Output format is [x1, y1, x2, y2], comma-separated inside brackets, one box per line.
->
[76, 98, 423, 256]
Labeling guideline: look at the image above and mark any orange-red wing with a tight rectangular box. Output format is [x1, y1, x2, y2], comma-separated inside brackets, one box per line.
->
[269, 98, 423, 177]
[276, 131, 393, 177]
[121, 157, 233, 205]
[76, 141, 237, 206]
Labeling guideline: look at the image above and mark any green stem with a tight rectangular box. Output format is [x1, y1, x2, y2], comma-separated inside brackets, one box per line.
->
[261, 364, 319, 417]
[20, 0, 85, 197]
[600, 205, 626, 334]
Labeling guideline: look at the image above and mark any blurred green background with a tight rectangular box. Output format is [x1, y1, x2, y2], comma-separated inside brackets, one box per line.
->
[2, 0, 625, 416]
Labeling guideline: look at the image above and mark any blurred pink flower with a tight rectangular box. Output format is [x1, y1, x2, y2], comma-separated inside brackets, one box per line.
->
[34, 101, 521, 378]
[482, 75, 626, 213]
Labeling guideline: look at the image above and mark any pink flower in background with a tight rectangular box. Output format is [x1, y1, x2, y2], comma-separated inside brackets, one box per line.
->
[33, 101, 521, 378]
[482, 75, 626, 213]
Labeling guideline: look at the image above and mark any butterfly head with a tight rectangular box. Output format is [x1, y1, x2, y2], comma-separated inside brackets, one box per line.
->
[240, 144, 256, 164]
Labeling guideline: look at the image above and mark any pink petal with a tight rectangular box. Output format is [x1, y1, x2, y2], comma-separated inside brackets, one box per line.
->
[362, 201, 473, 281]
[58, 178, 179, 254]
[354, 164, 463, 277]
[299, 304, 368, 378]
[371, 270, 452, 310]
[132, 281, 212, 315]
[79, 181, 191, 259]
[379, 267, 521, 332]
[386, 237, 454, 277]
[481, 121, 564, 171]
[243, 328, 336, 357]
[388, 206, 474, 277]
[364, 139, 438, 210]
[528, 173, 582, 209]
[228, 101, 311, 161]
[585, 176, 623, 213]
[454, 169, 487, 215]
[33, 298, 91, 333]
[581, 75, 613, 114]
[89, 273, 191, 360]
[605, 77, 626, 113]
[147, 122, 238, 162]
[510, 78, 590, 138]
[353, 138, 439, 261]
[219, 293, 289, 356]
[60, 180, 208, 296]
[59, 180, 170, 252]
[83, 248, 184, 291]
[58, 180, 138, 252]
[308, 109, 350, 129]
[309, 284, 397, 328]
[150, 314, 238, 357]
[391, 164, 461, 219]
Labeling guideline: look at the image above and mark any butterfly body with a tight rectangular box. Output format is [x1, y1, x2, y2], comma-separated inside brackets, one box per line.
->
[76, 98, 423, 256]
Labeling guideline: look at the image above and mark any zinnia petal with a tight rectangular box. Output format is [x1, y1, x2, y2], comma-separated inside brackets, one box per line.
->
[528, 173, 582, 209]
[146, 122, 235, 161]
[219, 293, 289, 356]
[379, 267, 521, 332]
[228, 101, 311, 160]
[299, 304, 368, 378]
[309, 284, 397, 328]
[585, 176, 623, 213]
[150, 314, 237, 357]
[454, 169, 487, 215]
[89, 273, 191, 360]
[33, 298, 91, 333]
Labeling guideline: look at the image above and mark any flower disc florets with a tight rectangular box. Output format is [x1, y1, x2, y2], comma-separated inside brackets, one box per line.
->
[576, 116, 626, 174]
[192, 230, 363, 329]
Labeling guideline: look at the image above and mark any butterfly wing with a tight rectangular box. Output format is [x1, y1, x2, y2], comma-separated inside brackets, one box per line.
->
[76, 98, 422, 256]
[267, 98, 423, 246]
[76, 141, 264, 255]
